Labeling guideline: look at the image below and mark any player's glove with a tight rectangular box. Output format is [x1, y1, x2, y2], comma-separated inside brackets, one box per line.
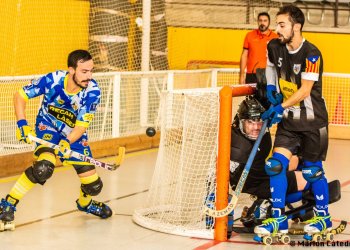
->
[16, 119, 36, 144]
[58, 138, 71, 159]
[261, 104, 285, 127]
[266, 85, 283, 105]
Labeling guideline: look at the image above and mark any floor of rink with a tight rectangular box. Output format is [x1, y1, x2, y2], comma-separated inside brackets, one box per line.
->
[0, 139, 350, 250]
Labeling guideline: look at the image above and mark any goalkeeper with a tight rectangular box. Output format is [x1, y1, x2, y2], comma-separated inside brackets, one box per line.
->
[0, 50, 112, 230]
[229, 96, 334, 228]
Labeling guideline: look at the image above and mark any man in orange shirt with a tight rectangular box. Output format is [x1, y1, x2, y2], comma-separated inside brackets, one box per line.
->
[239, 12, 278, 84]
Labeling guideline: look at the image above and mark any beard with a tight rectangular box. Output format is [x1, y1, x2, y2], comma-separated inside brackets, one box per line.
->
[73, 73, 89, 89]
[259, 24, 268, 32]
[278, 29, 294, 45]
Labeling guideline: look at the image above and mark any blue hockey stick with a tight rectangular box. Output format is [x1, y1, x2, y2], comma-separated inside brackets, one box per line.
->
[204, 119, 268, 217]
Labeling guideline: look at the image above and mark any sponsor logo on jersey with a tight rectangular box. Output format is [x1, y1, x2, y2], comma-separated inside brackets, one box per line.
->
[48, 105, 76, 128]
[293, 64, 301, 74]
[279, 79, 298, 106]
[43, 133, 53, 141]
[270, 187, 274, 193]
[38, 122, 47, 131]
[57, 98, 65, 105]
[80, 139, 89, 147]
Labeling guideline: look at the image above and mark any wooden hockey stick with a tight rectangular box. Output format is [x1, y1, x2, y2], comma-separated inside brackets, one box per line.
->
[204, 119, 268, 217]
[28, 134, 125, 171]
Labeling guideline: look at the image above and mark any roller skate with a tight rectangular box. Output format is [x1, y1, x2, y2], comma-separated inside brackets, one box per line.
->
[241, 198, 271, 228]
[253, 208, 290, 245]
[303, 208, 333, 242]
[76, 199, 113, 219]
[0, 196, 18, 232]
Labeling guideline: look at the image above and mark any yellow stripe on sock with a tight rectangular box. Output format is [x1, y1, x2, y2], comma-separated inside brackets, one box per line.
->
[38, 152, 56, 164]
[78, 189, 92, 207]
[78, 173, 99, 207]
[80, 173, 98, 184]
[9, 173, 36, 202]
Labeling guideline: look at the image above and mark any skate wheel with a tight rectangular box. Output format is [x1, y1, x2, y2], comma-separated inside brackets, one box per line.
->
[0, 222, 4, 232]
[4, 222, 15, 231]
[326, 232, 334, 241]
[280, 234, 290, 244]
[241, 206, 249, 218]
[262, 236, 273, 245]
[312, 234, 322, 242]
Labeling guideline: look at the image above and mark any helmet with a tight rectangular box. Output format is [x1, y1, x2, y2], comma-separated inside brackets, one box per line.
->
[236, 97, 265, 140]
[237, 97, 265, 121]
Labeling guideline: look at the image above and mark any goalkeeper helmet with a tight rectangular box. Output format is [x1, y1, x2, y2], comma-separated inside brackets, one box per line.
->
[236, 97, 265, 140]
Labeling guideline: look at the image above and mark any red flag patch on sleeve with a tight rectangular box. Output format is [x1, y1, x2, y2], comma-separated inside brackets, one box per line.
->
[305, 55, 320, 73]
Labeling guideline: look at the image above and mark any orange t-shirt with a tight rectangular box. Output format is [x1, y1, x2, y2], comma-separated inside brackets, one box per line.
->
[243, 29, 278, 73]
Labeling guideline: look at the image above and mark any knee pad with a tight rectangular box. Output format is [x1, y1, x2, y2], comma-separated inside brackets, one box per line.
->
[302, 161, 324, 183]
[26, 160, 55, 184]
[265, 152, 289, 176]
[265, 158, 283, 176]
[81, 177, 103, 196]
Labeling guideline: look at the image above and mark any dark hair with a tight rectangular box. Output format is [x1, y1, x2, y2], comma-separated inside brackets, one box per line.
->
[258, 12, 270, 22]
[67, 50, 92, 68]
[277, 5, 305, 31]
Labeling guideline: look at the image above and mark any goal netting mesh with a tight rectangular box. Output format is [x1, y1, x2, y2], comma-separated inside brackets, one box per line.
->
[133, 87, 252, 239]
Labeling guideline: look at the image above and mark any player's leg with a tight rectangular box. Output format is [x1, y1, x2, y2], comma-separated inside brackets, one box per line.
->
[238, 179, 272, 228]
[1, 124, 58, 230]
[285, 171, 314, 222]
[254, 126, 299, 241]
[66, 134, 112, 219]
[301, 127, 332, 240]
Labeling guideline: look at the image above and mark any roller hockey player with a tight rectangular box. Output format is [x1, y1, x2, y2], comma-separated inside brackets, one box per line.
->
[0, 50, 112, 232]
[255, 5, 334, 244]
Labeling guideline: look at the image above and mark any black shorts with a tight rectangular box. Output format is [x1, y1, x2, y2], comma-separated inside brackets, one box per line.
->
[274, 123, 328, 162]
[243, 171, 298, 199]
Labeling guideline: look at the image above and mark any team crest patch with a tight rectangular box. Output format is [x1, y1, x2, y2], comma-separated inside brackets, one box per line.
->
[293, 64, 301, 74]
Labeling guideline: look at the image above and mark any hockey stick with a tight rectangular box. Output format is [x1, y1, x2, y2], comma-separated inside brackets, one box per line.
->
[288, 220, 347, 235]
[204, 119, 268, 217]
[28, 134, 125, 171]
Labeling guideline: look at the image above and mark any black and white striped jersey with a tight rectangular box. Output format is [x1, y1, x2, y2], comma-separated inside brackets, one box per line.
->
[267, 38, 328, 131]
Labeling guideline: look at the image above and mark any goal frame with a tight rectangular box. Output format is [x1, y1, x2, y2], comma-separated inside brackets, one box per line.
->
[133, 84, 256, 241]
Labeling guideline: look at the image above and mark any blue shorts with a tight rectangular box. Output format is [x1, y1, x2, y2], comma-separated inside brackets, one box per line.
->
[35, 120, 94, 169]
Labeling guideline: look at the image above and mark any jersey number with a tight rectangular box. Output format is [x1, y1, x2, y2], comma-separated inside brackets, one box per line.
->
[278, 57, 283, 67]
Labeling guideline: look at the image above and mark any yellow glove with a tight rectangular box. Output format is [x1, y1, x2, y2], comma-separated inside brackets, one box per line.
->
[16, 120, 36, 144]
[58, 138, 71, 159]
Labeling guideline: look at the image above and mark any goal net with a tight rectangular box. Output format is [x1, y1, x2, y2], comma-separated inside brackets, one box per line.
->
[133, 85, 256, 240]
